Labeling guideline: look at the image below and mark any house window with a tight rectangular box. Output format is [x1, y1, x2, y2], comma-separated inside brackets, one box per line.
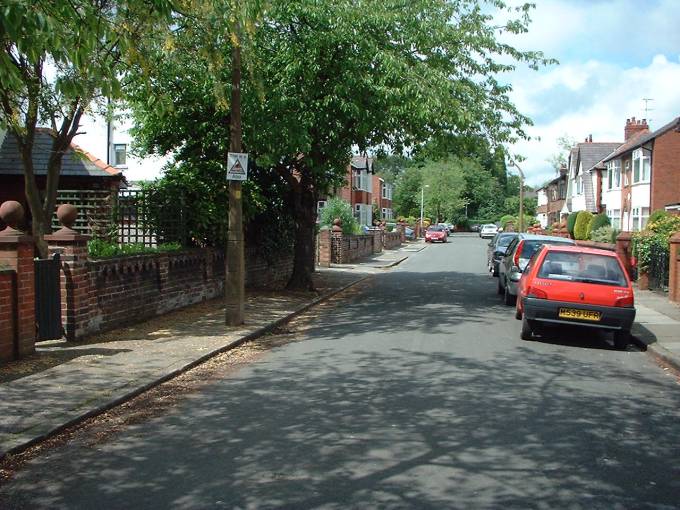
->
[611, 160, 621, 188]
[576, 175, 583, 195]
[355, 203, 372, 226]
[633, 149, 651, 183]
[608, 209, 621, 230]
[632, 207, 649, 231]
[113, 144, 127, 167]
[381, 183, 393, 200]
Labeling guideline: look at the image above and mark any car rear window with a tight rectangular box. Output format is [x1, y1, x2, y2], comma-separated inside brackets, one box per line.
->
[520, 240, 571, 259]
[538, 251, 627, 286]
[428, 226, 445, 231]
[497, 235, 515, 248]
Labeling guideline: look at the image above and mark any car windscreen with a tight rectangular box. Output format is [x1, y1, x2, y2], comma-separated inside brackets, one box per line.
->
[428, 226, 445, 231]
[496, 234, 516, 248]
[520, 240, 571, 259]
[538, 251, 627, 286]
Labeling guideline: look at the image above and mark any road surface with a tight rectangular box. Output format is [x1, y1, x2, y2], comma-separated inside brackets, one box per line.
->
[2, 235, 679, 509]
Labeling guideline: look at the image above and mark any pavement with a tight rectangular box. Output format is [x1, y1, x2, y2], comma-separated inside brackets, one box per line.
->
[0, 242, 422, 458]
[631, 285, 680, 371]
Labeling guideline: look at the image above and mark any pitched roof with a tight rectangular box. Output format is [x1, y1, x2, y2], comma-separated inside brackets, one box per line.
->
[0, 129, 122, 178]
[577, 142, 621, 173]
[603, 116, 680, 163]
[350, 155, 373, 172]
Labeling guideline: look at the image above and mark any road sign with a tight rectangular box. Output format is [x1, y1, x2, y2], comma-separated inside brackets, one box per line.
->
[227, 152, 248, 181]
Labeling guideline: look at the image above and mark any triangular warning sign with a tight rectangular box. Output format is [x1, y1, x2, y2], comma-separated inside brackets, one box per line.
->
[230, 160, 245, 175]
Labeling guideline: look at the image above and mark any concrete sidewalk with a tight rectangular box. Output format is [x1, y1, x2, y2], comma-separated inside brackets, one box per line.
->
[326, 240, 426, 272]
[631, 285, 680, 371]
[0, 268, 373, 458]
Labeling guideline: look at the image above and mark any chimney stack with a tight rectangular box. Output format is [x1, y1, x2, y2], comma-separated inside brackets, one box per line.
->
[624, 117, 650, 141]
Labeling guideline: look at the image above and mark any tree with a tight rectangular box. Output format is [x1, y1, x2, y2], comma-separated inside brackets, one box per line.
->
[545, 134, 576, 173]
[421, 159, 466, 222]
[0, 1, 173, 257]
[393, 166, 424, 218]
[129, 0, 553, 289]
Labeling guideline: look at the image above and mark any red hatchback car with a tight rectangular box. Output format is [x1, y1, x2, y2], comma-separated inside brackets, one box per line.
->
[425, 225, 448, 243]
[515, 245, 635, 349]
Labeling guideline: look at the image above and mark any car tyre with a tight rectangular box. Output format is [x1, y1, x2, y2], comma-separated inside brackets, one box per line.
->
[503, 282, 516, 306]
[613, 330, 630, 350]
[515, 306, 522, 320]
[520, 316, 534, 340]
[492, 263, 499, 277]
[497, 277, 504, 295]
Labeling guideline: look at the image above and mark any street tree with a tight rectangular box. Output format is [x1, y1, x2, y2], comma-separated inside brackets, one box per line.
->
[420, 159, 466, 222]
[393, 166, 424, 218]
[0, 0, 173, 257]
[129, 0, 552, 290]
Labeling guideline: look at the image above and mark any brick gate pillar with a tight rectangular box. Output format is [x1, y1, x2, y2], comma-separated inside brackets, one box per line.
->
[616, 231, 634, 279]
[45, 205, 91, 341]
[0, 201, 35, 359]
[331, 219, 345, 264]
[317, 227, 331, 267]
[669, 232, 680, 303]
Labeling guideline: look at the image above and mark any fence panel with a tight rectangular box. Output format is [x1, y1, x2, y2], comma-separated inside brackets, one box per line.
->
[117, 189, 186, 247]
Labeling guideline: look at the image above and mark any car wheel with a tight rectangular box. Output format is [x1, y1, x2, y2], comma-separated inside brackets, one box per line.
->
[492, 263, 499, 277]
[497, 277, 504, 295]
[520, 316, 534, 340]
[515, 305, 522, 320]
[613, 330, 630, 350]
[503, 282, 516, 306]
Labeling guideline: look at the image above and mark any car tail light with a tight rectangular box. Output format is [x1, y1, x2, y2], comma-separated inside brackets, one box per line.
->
[615, 295, 634, 307]
[527, 286, 547, 299]
[513, 240, 524, 267]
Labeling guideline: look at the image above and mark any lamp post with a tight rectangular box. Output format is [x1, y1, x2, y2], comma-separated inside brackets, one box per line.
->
[509, 160, 525, 233]
[420, 184, 429, 237]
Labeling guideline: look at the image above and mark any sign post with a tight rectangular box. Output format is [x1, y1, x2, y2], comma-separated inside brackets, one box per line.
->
[225, 21, 245, 327]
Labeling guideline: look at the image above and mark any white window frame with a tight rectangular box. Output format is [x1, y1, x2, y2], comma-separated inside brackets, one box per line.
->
[113, 143, 127, 167]
[632, 148, 651, 183]
[610, 160, 621, 189]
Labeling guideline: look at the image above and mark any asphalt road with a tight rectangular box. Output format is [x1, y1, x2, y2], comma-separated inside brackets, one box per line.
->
[2, 235, 680, 509]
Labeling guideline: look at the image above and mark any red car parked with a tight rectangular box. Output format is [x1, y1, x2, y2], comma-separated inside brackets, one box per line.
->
[515, 245, 635, 349]
[425, 225, 448, 243]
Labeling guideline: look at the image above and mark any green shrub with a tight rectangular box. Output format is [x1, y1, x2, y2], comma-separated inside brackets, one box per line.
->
[499, 214, 516, 229]
[566, 211, 579, 237]
[573, 211, 593, 240]
[631, 215, 680, 272]
[648, 209, 669, 225]
[88, 239, 183, 259]
[590, 226, 616, 244]
[319, 197, 359, 234]
[589, 213, 610, 235]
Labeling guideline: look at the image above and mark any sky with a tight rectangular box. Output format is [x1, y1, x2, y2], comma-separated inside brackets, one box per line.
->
[498, 0, 680, 186]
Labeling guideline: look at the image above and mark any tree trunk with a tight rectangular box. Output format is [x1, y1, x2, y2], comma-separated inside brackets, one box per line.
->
[286, 174, 317, 291]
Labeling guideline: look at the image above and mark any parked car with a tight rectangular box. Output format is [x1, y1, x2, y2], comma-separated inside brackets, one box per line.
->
[479, 224, 498, 239]
[438, 223, 454, 236]
[515, 244, 635, 349]
[470, 224, 481, 233]
[498, 234, 575, 305]
[425, 225, 448, 243]
[487, 233, 519, 276]
[404, 226, 415, 240]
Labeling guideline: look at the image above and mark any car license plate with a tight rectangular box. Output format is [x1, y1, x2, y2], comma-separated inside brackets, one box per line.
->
[558, 308, 601, 321]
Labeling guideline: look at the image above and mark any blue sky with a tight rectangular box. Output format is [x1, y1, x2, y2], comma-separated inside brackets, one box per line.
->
[499, 0, 680, 186]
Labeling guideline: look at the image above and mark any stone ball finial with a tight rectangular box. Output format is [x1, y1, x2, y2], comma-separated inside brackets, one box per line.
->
[56, 204, 78, 229]
[0, 201, 24, 231]
[332, 217, 343, 232]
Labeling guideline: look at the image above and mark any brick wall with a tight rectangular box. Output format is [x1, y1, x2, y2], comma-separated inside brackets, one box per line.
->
[343, 234, 375, 263]
[49, 244, 294, 340]
[0, 241, 35, 357]
[651, 130, 680, 211]
[383, 231, 401, 250]
[0, 270, 16, 361]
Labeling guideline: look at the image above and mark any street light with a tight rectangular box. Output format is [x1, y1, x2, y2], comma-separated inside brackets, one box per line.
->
[509, 160, 525, 233]
[420, 184, 430, 237]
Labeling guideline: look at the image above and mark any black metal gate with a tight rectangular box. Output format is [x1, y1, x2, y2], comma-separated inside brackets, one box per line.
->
[35, 253, 62, 341]
[647, 242, 670, 292]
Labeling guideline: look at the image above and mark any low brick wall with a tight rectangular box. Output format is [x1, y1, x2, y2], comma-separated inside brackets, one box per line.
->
[48, 242, 294, 340]
[342, 234, 374, 263]
[0, 270, 16, 361]
[575, 240, 615, 251]
[383, 231, 401, 250]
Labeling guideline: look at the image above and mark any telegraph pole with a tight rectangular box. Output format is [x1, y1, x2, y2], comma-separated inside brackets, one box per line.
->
[510, 160, 525, 233]
[225, 14, 245, 326]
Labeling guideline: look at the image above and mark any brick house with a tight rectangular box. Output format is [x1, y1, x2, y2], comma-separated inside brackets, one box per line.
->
[372, 174, 394, 221]
[0, 129, 124, 232]
[536, 167, 568, 228]
[318, 156, 375, 226]
[562, 136, 621, 218]
[601, 116, 680, 230]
